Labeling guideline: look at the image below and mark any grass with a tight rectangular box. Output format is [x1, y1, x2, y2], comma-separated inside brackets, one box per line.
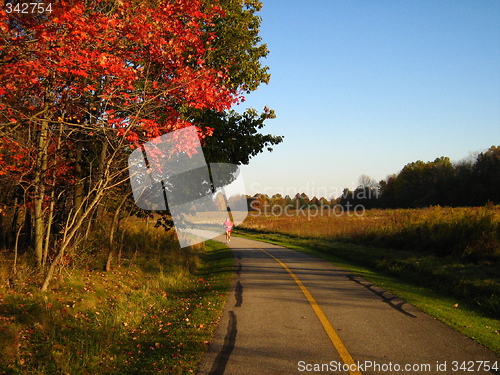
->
[242, 206, 500, 261]
[234, 219, 500, 355]
[0, 237, 233, 374]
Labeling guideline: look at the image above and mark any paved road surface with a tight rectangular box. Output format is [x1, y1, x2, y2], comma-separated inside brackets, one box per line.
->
[197, 236, 499, 375]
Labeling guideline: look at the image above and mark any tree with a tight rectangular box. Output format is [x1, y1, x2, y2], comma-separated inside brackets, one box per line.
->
[378, 175, 397, 208]
[270, 193, 286, 211]
[472, 146, 500, 205]
[1, 0, 284, 289]
[309, 196, 320, 208]
[0, 0, 244, 290]
[294, 193, 310, 209]
[338, 176, 379, 210]
[202, 0, 270, 94]
[197, 108, 283, 166]
[251, 193, 269, 212]
[319, 197, 330, 208]
[188, 0, 280, 166]
[429, 156, 454, 206]
[377, 147, 500, 208]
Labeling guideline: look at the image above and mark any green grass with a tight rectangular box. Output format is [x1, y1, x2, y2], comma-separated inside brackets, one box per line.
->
[0, 240, 233, 374]
[234, 230, 500, 355]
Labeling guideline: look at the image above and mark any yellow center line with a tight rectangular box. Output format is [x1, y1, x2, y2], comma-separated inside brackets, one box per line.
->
[244, 240, 362, 375]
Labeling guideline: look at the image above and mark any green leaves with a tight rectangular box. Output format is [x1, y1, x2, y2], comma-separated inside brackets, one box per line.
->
[203, 0, 270, 94]
[195, 108, 283, 166]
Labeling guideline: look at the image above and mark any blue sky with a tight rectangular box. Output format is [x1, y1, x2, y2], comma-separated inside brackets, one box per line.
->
[236, 0, 500, 199]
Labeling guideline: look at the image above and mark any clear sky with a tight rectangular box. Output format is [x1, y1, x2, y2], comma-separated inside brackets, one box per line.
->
[236, 0, 500, 199]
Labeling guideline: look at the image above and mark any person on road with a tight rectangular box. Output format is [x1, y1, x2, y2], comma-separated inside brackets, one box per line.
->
[224, 217, 233, 243]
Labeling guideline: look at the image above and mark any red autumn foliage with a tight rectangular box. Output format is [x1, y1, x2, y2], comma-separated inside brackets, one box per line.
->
[0, 0, 239, 150]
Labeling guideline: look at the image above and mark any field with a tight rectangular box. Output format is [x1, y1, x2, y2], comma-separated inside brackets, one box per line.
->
[242, 205, 500, 261]
[237, 205, 500, 352]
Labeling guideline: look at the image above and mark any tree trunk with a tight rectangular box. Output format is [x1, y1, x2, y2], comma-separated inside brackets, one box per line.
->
[105, 192, 130, 272]
[12, 214, 24, 275]
[9, 197, 19, 247]
[117, 213, 131, 267]
[95, 141, 108, 222]
[41, 189, 105, 291]
[43, 123, 62, 268]
[74, 143, 84, 224]
[33, 117, 49, 269]
[40, 127, 127, 291]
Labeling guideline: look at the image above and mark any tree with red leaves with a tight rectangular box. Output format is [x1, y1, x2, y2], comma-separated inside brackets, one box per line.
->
[1, 0, 272, 290]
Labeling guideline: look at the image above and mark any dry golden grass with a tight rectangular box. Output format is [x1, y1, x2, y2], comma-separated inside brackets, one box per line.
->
[240, 206, 500, 261]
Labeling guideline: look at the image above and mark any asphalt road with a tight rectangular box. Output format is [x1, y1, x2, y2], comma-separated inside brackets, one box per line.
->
[197, 236, 500, 375]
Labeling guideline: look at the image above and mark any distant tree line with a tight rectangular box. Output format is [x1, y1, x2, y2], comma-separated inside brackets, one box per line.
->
[249, 146, 500, 212]
[248, 193, 334, 212]
[375, 146, 500, 208]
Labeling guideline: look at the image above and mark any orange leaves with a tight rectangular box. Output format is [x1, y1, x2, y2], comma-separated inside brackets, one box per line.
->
[69, 69, 89, 78]
[0, 0, 241, 225]
[1, 0, 238, 123]
[0, 138, 32, 177]
[126, 133, 139, 143]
